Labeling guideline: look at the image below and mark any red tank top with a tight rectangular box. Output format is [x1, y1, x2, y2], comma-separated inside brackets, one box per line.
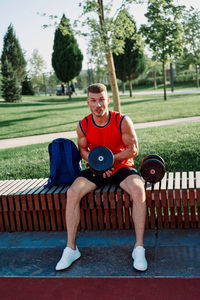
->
[79, 110, 134, 174]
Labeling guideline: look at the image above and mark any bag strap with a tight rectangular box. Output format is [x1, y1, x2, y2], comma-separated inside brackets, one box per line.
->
[44, 142, 53, 188]
[63, 139, 76, 179]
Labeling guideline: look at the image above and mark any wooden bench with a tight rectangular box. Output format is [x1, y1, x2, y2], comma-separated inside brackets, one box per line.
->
[0, 171, 200, 232]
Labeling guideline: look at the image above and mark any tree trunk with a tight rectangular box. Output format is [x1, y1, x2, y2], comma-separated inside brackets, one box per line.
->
[105, 52, 121, 112]
[98, 0, 121, 112]
[122, 81, 125, 94]
[196, 64, 199, 88]
[162, 61, 167, 101]
[128, 78, 133, 97]
[43, 74, 47, 95]
[153, 72, 157, 90]
[170, 63, 174, 92]
[67, 82, 71, 100]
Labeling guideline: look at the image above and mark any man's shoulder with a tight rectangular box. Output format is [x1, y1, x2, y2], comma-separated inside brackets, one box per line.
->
[80, 113, 92, 123]
[110, 110, 127, 122]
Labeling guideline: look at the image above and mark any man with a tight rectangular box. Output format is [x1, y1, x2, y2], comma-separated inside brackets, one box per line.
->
[56, 83, 147, 272]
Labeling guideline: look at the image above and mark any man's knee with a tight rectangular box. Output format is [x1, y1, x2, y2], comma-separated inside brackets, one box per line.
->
[123, 176, 145, 204]
[67, 187, 81, 206]
[132, 182, 146, 204]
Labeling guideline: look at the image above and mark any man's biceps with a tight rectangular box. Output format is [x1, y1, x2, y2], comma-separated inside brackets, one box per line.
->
[123, 133, 136, 144]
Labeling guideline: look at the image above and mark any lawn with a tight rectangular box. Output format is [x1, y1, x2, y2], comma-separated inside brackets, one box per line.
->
[0, 91, 200, 139]
[0, 122, 199, 180]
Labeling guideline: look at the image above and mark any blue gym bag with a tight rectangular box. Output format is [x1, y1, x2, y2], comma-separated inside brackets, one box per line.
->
[44, 138, 82, 188]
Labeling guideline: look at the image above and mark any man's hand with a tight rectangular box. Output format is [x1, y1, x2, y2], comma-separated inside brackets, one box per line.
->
[92, 168, 114, 178]
[102, 168, 114, 178]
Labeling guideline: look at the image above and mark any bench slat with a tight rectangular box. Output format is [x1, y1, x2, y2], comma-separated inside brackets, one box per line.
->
[168, 173, 176, 229]
[189, 172, 196, 228]
[85, 193, 92, 230]
[181, 172, 189, 229]
[80, 195, 86, 230]
[109, 185, 118, 230]
[196, 172, 200, 228]
[175, 172, 182, 229]
[89, 191, 96, 230]
[102, 184, 111, 230]
[116, 187, 123, 230]
[154, 182, 163, 229]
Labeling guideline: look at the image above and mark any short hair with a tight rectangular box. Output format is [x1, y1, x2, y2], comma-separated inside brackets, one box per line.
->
[87, 83, 107, 94]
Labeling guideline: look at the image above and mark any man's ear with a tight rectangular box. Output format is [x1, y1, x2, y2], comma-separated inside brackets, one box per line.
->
[86, 98, 89, 105]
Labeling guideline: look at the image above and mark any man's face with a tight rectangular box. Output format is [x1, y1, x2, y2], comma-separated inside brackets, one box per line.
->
[87, 91, 110, 117]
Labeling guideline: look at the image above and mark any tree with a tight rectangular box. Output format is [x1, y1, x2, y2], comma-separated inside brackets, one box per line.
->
[0, 62, 2, 91]
[144, 56, 162, 90]
[1, 59, 21, 102]
[113, 10, 145, 97]
[28, 49, 46, 94]
[80, 0, 140, 112]
[182, 7, 200, 88]
[1, 24, 26, 101]
[1, 24, 26, 83]
[21, 75, 35, 95]
[52, 14, 83, 99]
[76, 70, 88, 90]
[141, 0, 184, 100]
[86, 34, 109, 85]
[46, 72, 60, 95]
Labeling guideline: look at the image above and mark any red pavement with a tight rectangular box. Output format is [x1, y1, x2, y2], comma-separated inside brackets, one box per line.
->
[0, 278, 200, 300]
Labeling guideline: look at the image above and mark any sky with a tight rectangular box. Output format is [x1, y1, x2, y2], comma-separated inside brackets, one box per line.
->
[0, 0, 199, 73]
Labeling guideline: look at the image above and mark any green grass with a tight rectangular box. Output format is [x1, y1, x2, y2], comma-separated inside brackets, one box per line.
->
[120, 92, 200, 123]
[0, 91, 200, 139]
[0, 122, 199, 180]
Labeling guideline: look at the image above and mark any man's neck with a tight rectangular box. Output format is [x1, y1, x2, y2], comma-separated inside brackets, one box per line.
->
[92, 110, 110, 126]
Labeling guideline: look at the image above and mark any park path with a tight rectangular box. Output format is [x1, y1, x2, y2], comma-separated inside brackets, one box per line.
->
[0, 115, 200, 150]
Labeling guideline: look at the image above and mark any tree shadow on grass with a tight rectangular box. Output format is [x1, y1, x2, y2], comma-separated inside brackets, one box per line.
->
[0, 119, 79, 138]
[0, 102, 49, 108]
[23, 105, 89, 114]
[0, 115, 49, 128]
[120, 97, 158, 106]
[37, 96, 87, 104]
[0, 96, 87, 108]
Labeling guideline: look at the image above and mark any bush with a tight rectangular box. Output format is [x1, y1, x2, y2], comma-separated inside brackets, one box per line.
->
[21, 75, 35, 95]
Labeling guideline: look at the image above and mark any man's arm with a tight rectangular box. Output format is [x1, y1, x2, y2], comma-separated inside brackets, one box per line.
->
[77, 124, 90, 161]
[114, 116, 139, 162]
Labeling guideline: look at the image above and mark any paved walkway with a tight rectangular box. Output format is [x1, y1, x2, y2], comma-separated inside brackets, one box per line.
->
[0, 229, 200, 278]
[0, 116, 200, 150]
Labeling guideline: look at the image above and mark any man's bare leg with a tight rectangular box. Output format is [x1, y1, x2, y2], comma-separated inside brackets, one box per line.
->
[120, 174, 146, 245]
[120, 174, 147, 271]
[56, 177, 96, 271]
[66, 177, 97, 249]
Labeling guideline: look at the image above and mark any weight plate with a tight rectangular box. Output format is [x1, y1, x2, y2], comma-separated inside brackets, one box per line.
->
[141, 158, 165, 183]
[88, 146, 114, 175]
[141, 154, 165, 166]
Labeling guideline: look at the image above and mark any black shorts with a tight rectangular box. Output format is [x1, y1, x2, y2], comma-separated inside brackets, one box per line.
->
[79, 167, 139, 188]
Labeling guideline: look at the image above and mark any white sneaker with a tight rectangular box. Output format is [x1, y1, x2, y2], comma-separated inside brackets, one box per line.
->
[55, 246, 81, 271]
[132, 246, 148, 271]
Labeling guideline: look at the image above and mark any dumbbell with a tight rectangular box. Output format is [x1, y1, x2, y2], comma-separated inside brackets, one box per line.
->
[88, 147, 165, 183]
[88, 146, 114, 175]
[141, 154, 165, 183]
